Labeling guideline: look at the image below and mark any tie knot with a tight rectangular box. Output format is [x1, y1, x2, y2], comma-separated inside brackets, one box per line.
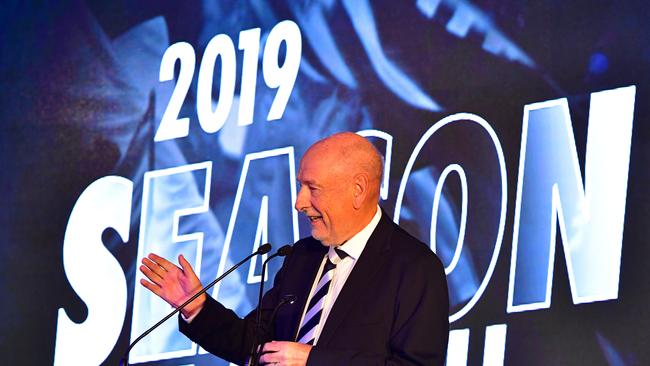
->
[334, 248, 348, 259]
[329, 248, 348, 265]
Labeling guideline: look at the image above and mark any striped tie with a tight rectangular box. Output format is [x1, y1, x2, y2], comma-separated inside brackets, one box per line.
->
[296, 248, 347, 345]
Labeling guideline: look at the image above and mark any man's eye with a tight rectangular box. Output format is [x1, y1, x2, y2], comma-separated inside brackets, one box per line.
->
[297, 182, 319, 192]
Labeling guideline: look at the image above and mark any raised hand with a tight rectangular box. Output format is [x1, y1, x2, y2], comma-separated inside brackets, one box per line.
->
[139, 253, 206, 318]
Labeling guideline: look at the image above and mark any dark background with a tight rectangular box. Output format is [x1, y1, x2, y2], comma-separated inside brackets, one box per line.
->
[1, 0, 648, 364]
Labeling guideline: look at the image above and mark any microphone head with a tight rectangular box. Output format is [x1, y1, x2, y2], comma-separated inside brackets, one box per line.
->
[282, 294, 297, 305]
[258, 243, 272, 254]
[277, 245, 293, 257]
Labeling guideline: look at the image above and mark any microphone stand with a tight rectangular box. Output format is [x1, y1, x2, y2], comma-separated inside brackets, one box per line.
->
[252, 294, 297, 366]
[120, 243, 272, 366]
[249, 245, 293, 366]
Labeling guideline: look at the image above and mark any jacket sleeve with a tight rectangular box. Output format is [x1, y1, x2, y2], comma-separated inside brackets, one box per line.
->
[178, 254, 293, 365]
[179, 294, 254, 365]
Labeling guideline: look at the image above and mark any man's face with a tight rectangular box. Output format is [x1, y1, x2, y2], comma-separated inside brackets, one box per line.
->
[295, 150, 353, 246]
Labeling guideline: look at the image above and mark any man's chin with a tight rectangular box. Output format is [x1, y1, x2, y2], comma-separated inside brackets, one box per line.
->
[312, 232, 334, 246]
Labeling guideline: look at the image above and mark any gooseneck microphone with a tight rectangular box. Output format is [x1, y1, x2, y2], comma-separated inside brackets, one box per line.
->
[269, 294, 297, 326]
[120, 243, 272, 366]
[251, 294, 297, 366]
[249, 245, 293, 366]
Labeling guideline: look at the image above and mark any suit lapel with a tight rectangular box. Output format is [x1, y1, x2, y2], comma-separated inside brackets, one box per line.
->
[316, 213, 394, 346]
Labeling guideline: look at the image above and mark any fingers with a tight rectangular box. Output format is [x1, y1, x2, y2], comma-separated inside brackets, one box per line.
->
[262, 341, 281, 353]
[259, 342, 285, 365]
[258, 351, 276, 365]
[141, 256, 166, 279]
[138, 252, 202, 310]
[140, 261, 163, 286]
[259, 342, 277, 365]
[141, 253, 184, 280]
[148, 253, 177, 272]
[139, 253, 182, 290]
[139, 278, 162, 297]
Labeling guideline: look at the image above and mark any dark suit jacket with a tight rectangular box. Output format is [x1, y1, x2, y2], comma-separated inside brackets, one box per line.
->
[179, 212, 449, 365]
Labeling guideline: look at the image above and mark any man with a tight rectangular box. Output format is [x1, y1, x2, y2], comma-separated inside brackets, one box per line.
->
[140, 132, 449, 365]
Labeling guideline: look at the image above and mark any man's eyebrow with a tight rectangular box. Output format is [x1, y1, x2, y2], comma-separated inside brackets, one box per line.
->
[298, 179, 320, 187]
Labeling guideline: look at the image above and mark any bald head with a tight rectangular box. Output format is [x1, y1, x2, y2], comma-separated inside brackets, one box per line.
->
[296, 132, 384, 246]
[304, 132, 383, 200]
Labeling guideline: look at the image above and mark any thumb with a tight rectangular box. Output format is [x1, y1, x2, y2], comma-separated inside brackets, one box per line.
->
[178, 254, 196, 276]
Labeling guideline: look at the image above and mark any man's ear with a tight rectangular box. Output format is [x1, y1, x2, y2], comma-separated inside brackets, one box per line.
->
[352, 173, 368, 209]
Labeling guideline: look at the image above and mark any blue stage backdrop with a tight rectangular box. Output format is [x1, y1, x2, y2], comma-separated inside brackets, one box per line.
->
[1, 1, 648, 365]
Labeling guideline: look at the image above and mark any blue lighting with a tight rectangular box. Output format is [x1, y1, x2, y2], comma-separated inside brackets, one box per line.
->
[589, 52, 609, 75]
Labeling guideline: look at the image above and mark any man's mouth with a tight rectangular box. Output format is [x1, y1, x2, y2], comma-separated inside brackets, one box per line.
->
[308, 215, 322, 222]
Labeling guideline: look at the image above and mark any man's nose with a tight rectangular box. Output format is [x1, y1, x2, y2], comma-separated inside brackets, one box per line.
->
[295, 186, 308, 212]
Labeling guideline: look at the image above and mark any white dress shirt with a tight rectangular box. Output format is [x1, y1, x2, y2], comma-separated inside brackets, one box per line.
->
[296, 206, 382, 345]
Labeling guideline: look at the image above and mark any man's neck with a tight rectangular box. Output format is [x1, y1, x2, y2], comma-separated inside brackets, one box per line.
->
[338, 205, 379, 246]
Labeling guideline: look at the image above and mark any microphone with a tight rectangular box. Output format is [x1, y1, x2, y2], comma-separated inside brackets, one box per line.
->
[270, 294, 297, 325]
[120, 243, 273, 366]
[249, 245, 293, 366]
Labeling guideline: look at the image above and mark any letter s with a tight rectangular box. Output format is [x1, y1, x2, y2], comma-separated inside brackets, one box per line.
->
[54, 176, 132, 365]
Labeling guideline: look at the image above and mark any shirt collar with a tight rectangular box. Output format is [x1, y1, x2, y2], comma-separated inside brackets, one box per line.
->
[328, 205, 382, 261]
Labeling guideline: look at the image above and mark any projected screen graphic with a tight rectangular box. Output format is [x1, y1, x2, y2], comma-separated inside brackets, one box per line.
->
[1, 1, 648, 365]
